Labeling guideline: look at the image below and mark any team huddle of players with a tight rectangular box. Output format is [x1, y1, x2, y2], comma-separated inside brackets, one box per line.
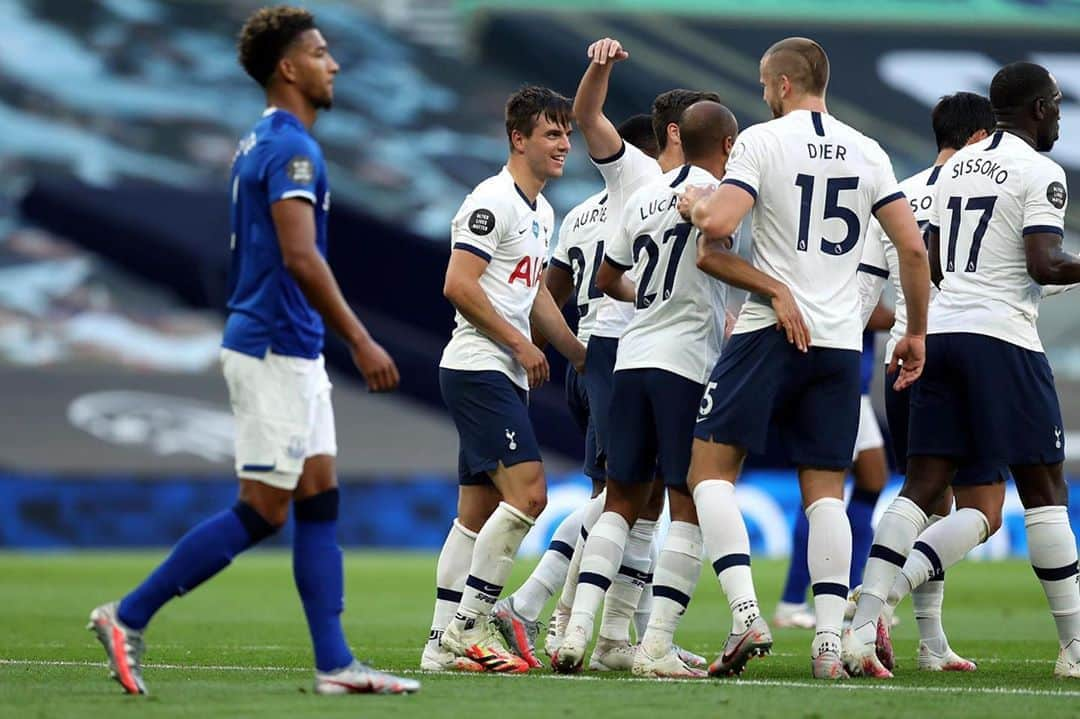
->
[426, 35, 1080, 681]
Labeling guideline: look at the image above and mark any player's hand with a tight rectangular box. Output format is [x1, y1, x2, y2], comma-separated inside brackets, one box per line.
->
[568, 341, 587, 376]
[351, 339, 400, 392]
[770, 285, 810, 352]
[587, 37, 629, 65]
[678, 184, 716, 222]
[889, 333, 925, 390]
[515, 341, 550, 389]
[724, 309, 738, 340]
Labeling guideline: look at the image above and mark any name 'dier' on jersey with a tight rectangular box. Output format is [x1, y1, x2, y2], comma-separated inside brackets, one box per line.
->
[606, 164, 731, 385]
[550, 190, 608, 345]
[440, 167, 554, 390]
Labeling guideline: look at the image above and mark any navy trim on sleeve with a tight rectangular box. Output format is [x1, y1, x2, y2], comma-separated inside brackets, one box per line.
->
[604, 254, 632, 271]
[591, 141, 626, 166]
[1023, 225, 1065, 237]
[872, 191, 906, 215]
[720, 178, 757, 200]
[858, 263, 890, 279]
[453, 242, 492, 262]
[549, 257, 573, 273]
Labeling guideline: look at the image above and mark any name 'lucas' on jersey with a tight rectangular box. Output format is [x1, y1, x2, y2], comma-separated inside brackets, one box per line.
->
[606, 164, 730, 385]
[439, 166, 554, 390]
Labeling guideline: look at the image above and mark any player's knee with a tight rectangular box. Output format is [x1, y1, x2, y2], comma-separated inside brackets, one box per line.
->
[982, 506, 1003, 536]
[233, 500, 284, 540]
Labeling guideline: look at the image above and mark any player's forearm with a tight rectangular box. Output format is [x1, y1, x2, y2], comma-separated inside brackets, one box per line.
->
[596, 263, 635, 303]
[1030, 247, 1080, 286]
[444, 278, 531, 354]
[896, 247, 930, 336]
[284, 252, 372, 350]
[531, 287, 585, 363]
[573, 62, 621, 158]
[696, 239, 782, 299]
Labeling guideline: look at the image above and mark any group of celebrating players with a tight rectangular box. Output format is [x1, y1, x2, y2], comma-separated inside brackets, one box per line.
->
[85, 5, 1078, 699]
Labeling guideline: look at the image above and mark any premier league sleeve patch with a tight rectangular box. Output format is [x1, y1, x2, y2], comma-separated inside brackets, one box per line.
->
[468, 208, 496, 235]
[1047, 181, 1067, 210]
[287, 156, 315, 184]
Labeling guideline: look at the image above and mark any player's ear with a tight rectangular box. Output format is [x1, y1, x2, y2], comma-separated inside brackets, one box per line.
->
[278, 56, 298, 84]
[510, 128, 527, 154]
[667, 122, 681, 148]
[724, 134, 735, 155]
[1033, 96, 1048, 121]
[967, 129, 989, 144]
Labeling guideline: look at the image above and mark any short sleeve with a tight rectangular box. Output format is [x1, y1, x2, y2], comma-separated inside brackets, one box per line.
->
[550, 221, 572, 272]
[719, 125, 767, 200]
[1023, 161, 1068, 237]
[869, 147, 905, 216]
[604, 203, 635, 270]
[265, 133, 320, 204]
[450, 192, 509, 261]
[593, 143, 660, 210]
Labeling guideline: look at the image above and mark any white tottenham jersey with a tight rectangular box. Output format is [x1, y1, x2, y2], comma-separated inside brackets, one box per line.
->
[608, 164, 728, 384]
[550, 190, 608, 344]
[724, 109, 904, 351]
[590, 141, 662, 339]
[440, 166, 554, 389]
[859, 164, 942, 361]
[927, 130, 1069, 352]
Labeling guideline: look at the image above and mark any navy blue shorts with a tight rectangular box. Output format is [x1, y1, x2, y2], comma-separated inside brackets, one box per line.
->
[439, 369, 542, 486]
[694, 327, 860, 470]
[582, 336, 619, 472]
[565, 363, 603, 481]
[908, 333, 1064, 467]
[885, 368, 1006, 486]
[607, 368, 704, 488]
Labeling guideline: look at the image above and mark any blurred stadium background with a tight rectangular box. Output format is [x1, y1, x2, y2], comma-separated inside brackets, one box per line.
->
[2, 0, 1079, 560]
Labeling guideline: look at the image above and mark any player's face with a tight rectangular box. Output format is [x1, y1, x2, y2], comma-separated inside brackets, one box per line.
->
[288, 29, 339, 110]
[1036, 79, 1062, 152]
[759, 61, 784, 119]
[523, 116, 572, 180]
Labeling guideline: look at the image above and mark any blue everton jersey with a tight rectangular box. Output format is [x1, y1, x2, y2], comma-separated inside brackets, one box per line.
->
[860, 330, 875, 395]
[223, 108, 329, 359]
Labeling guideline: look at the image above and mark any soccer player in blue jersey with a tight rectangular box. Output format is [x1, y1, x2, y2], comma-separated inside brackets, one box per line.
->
[88, 7, 418, 696]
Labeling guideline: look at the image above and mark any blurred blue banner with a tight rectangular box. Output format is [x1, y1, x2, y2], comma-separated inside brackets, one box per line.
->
[2, 472, 1077, 557]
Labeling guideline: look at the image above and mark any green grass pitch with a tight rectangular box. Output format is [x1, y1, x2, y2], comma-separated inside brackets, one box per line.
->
[2, 551, 1078, 718]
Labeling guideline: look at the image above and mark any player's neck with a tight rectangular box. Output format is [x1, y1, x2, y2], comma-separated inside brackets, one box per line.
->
[506, 156, 545, 203]
[266, 90, 317, 129]
[997, 123, 1037, 149]
[657, 147, 683, 173]
[933, 148, 957, 166]
[783, 95, 827, 116]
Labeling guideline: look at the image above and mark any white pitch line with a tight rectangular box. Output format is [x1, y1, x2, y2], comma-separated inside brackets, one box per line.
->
[2, 658, 1077, 698]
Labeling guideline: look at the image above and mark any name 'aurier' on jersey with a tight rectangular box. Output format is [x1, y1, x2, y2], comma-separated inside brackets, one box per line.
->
[224, 107, 330, 360]
[439, 167, 554, 390]
[725, 110, 903, 351]
[550, 190, 608, 345]
[607, 164, 729, 384]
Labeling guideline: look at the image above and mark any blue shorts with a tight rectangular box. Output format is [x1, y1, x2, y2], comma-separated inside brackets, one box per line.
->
[582, 336, 619, 472]
[694, 327, 860, 470]
[565, 363, 603, 481]
[439, 368, 542, 486]
[885, 367, 1006, 486]
[908, 333, 1064, 466]
[607, 368, 704, 488]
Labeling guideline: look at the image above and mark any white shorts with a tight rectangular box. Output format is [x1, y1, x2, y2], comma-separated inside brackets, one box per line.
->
[221, 348, 336, 490]
[853, 394, 884, 457]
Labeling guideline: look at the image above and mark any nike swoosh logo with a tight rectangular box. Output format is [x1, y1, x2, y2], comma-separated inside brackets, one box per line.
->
[695, 416, 709, 423]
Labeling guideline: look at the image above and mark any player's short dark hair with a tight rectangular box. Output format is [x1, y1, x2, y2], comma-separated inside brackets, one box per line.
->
[679, 101, 739, 163]
[931, 92, 995, 151]
[237, 6, 316, 88]
[763, 37, 829, 96]
[617, 114, 659, 158]
[505, 85, 573, 146]
[652, 89, 722, 152]
[990, 62, 1055, 114]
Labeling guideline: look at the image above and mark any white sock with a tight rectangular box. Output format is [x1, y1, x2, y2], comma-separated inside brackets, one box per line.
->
[510, 502, 586, 622]
[912, 576, 948, 654]
[892, 508, 989, 606]
[598, 518, 655, 642]
[454, 502, 535, 622]
[634, 530, 661, 641]
[888, 514, 943, 606]
[428, 519, 477, 648]
[567, 512, 630, 642]
[851, 496, 926, 644]
[558, 491, 606, 611]
[694, 480, 759, 634]
[1025, 506, 1080, 650]
[641, 521, 703, 659]
[806, 497, 851, 655]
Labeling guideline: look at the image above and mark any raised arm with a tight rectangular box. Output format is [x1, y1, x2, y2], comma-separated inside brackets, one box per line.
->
[272, 199, 398, 391]
[573, 37, 629, 161]
[443, 249, 549, 388]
